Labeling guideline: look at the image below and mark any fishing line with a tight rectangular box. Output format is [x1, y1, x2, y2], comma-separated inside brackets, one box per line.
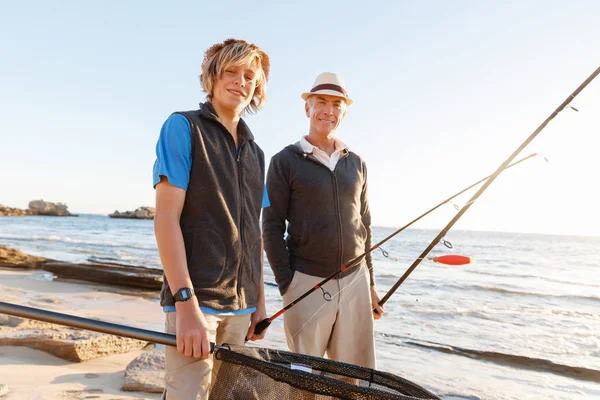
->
[285, 146, 568, 339]
[288, 263, 374, 341]
[254, 153, 539, 335]
[377, 66, 600, 309]
[388, 155, 552, 265]
[377, 227, 431, 261]
[379, 233, 452, 261]
[281, 227, 521, 339]
[376, 152, 553, 263]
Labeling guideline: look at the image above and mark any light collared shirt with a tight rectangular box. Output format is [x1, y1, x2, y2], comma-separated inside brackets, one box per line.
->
[299, 136, 349, 171]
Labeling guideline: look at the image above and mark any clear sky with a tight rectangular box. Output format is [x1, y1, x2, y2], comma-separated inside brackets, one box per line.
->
[1, 1, 599, 236]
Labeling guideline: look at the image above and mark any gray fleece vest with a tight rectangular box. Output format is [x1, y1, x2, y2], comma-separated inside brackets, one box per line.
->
[159, 103, 265, 310]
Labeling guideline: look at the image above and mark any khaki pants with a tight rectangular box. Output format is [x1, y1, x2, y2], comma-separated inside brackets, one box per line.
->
[282, 265, 376, 369]
[163, 312, 251, 400]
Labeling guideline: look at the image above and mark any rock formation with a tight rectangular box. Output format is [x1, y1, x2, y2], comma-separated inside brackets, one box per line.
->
[28, 199, 73, 216]
[0, 316, 148, 362]
[0, 246, 162, 290]
[0, 200, 75, 217]
[109, 206, 155, 220]
[0, 204, 28, 216]
[122, 347, 165, 393]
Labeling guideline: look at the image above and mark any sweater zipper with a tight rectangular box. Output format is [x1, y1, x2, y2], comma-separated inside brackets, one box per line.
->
[304, 151, 349, 275]
[332, 162, 343, 275]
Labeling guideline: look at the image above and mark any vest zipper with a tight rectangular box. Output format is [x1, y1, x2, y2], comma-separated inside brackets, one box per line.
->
[236, 146, 245, 305]
[220, 125, 246, 309]
[197, 108, 254, 310]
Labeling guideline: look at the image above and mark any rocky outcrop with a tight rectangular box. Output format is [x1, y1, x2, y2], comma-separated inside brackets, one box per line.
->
[0, 317, 148, 362]
[0, 204, 28, 216]
[0, 246, 46, 267]
[122, 348, 165, 393]
[0, 200, 75, 217]
[28, 199, 73, 216]
[109, 206, 155, 220]
[0, 246, 163, 290]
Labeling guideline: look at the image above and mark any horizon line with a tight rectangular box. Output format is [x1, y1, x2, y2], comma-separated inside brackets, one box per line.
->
[3, 212, 597, 239]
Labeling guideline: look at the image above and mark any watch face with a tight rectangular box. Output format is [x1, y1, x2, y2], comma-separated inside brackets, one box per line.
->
[180, 289, 191, 301]
[174, 288, 193, 302]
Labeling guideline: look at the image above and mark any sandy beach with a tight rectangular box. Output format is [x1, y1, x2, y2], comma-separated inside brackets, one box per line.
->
[0, 266, 290, 400]
[0, 268, 165, 400]
[0, 346, 157, 400]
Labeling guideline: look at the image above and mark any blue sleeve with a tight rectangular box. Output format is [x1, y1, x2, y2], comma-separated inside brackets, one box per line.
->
[262, 185, 270, 208]
[152, 114, 192, 190]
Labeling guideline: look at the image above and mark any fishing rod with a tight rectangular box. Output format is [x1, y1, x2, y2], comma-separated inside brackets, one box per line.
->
[253, 152, 539, 336]
[0, 301, 225, 352]
[378, 65, 600, 309]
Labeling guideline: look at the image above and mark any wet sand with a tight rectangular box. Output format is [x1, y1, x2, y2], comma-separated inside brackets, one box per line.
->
[0, 268, 163, 399]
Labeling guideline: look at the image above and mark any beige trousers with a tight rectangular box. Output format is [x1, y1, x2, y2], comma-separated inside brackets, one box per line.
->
[163, 312, 251, 400]
[282, 265, 376, 369]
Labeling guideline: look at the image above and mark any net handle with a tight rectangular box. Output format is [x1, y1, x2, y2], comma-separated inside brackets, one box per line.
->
[0, 301, 228, 352]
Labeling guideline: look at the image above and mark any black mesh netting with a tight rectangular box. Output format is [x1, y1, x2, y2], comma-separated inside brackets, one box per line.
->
[209, 344, 442, 400]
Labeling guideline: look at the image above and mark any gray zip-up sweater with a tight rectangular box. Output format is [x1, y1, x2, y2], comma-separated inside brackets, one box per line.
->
[262, 143, 374, 295]
[159, 103, 265, 310]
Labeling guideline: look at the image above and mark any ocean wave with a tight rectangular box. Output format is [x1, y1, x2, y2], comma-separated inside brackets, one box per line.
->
[404, 340, 600, 383]
[377, 332, 600, 383]
[0, 233, 156, 251]
[474, 285, 600, 303]
[378, 273, 399, 279]
[450, 304, 599, 321]
[466, 270, 600, 288]
[417, 281, 600, 304]
[551, 309, 600, 320]
[409, 308, 498, 321]
[438, 394, 481, 400]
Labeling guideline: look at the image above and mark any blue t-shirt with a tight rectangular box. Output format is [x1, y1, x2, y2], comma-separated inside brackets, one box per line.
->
[153, 114, 269, 315]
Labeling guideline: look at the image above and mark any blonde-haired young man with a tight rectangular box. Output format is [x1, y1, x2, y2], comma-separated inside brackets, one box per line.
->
[153, 38, 270, 399]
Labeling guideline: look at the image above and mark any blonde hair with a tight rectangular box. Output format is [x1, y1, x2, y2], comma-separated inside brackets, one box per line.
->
[200, 38, 270, 114]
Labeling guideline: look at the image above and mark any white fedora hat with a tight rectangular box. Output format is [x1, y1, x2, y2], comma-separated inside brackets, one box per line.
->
[301, 72, 353, 106]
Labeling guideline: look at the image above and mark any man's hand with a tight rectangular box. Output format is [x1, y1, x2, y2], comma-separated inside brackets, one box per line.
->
[246, 302, 268, 341]
[175, 298, 211, 359]
[370, 286, 384, 320]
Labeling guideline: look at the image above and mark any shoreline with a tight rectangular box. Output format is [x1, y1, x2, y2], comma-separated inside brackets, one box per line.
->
[0, 245, 162, 291]
[0, 267, 164, 399]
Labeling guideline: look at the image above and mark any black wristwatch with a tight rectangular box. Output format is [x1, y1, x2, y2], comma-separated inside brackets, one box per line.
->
[173, 287, 195, 303]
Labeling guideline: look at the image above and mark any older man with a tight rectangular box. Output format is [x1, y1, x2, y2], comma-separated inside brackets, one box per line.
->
[262, 72, 383, 369]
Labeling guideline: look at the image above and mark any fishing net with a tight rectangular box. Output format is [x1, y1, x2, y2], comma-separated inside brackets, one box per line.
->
[209, 344, 441, 400]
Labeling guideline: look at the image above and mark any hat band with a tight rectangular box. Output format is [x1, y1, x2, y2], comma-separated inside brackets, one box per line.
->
[310, 83, 347, 97]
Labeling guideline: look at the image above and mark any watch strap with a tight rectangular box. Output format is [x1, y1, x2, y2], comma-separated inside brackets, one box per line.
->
[173, 287, 195, 303]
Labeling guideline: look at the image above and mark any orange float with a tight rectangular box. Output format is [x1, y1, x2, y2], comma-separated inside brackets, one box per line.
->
[429, 254, 472, 265]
